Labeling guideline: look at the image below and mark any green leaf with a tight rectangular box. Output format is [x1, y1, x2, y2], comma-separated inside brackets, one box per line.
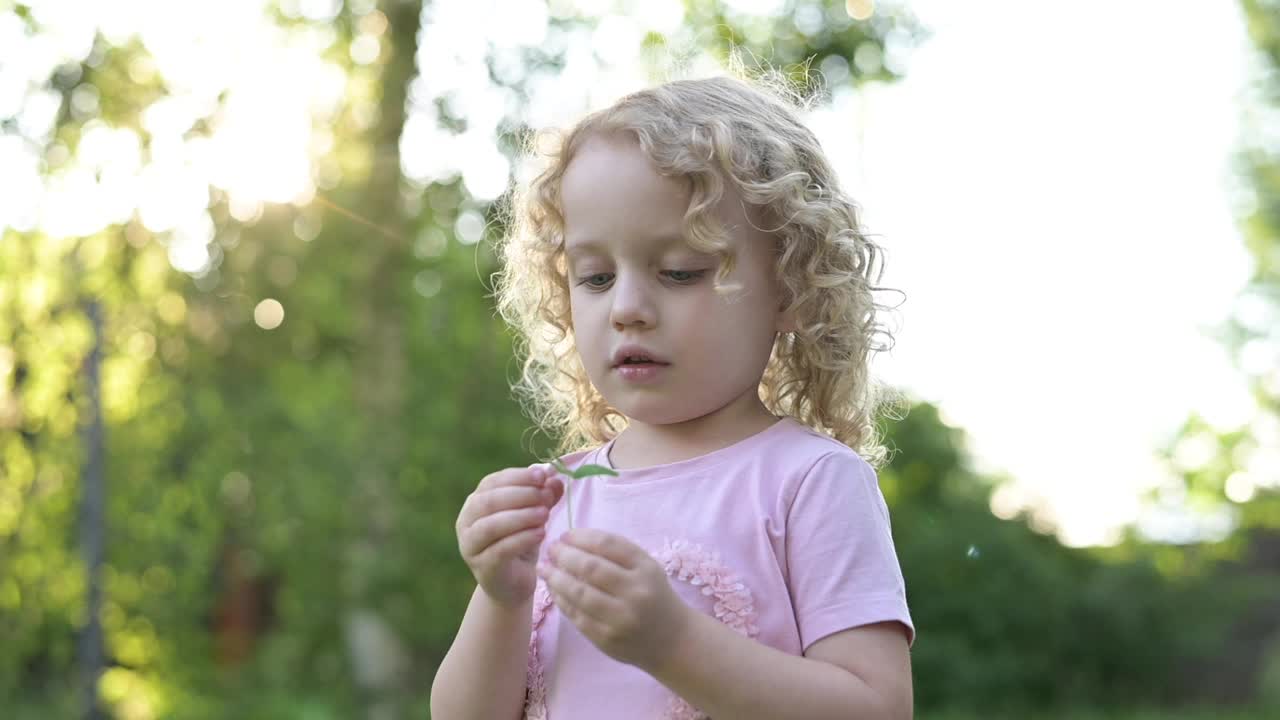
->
[569, 463, 619, 479]
[546, 458, 618, 479]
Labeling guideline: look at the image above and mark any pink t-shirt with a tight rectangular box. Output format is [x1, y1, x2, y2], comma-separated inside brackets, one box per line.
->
[523, 417, 914, 719]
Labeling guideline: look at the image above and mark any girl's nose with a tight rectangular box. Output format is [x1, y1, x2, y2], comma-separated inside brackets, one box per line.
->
[609, 274, 657, 329]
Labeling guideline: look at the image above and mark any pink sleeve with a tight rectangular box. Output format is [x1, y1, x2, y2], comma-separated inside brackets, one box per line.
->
[785, 451, 916, 651]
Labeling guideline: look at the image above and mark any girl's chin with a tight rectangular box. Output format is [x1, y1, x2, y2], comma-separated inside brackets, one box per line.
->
[604, 398, 719, 428]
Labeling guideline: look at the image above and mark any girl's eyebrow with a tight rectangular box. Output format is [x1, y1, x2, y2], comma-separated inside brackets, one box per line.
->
[565, 234, 690, 259]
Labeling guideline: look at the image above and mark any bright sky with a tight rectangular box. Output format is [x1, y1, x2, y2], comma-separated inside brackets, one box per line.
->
[3, 0, 1273, 547]
[838, 0, 1266, 545]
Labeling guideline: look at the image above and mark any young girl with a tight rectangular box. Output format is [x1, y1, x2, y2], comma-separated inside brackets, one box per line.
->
[431, 74, 915, 720]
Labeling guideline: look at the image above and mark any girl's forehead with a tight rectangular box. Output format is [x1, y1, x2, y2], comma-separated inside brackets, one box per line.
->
[561, 138, 689, 209]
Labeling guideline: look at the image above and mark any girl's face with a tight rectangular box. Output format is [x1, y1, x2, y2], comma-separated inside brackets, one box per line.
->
[560, 133, 793, 434]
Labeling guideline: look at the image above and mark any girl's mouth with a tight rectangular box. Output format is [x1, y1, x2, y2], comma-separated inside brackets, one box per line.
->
[614, 362, 668, 382]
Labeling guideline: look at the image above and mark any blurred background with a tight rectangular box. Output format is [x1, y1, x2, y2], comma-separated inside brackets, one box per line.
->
[1, 0, 1278, 718]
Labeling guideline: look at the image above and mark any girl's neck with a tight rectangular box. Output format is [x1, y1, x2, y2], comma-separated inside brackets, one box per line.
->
[608, 402, 781, 470]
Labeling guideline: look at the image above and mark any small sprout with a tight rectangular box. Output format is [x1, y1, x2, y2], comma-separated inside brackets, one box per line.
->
[546, 458, 619, 529]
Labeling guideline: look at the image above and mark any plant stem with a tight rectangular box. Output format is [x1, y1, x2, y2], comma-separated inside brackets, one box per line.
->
[565, 476, 574, 530]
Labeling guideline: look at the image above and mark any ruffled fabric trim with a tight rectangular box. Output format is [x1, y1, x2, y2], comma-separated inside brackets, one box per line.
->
[655, 538, 760, 638]
[523, 580, 555, 720]
[523, 538, 759, 720]
[655, 538, 759, 720]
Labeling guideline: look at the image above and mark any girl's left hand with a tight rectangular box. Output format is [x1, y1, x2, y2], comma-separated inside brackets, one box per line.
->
[537, 528, 690, 672]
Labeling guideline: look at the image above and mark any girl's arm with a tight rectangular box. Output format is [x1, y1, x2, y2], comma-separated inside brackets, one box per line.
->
[429, 585, 533, 720]
[649, 610, 913, 720]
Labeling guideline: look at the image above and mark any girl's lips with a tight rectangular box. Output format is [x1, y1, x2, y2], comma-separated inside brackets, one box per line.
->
[614, 363, 668, 382]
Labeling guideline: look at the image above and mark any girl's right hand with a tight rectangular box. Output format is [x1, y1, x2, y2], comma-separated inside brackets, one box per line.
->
[456, 464, 564, 610]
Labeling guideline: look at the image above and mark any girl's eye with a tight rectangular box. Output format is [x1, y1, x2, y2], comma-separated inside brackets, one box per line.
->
[575, 270, 707, 288]
[663, 269, 707, 283]
[579, 273, 613, 288]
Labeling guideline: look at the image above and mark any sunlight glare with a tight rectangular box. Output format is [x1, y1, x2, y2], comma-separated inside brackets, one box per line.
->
[1240, 337, 1280, 377]
[0, 136, 41, 232]
[18, 88, 60, 141]
[633, 0, 685, 34]
[141, 95, 207, 139]
[593, 16, 642, 66]
[41, 168, 102, 238]
[138, 161, 208, 234]
[723, 0, 788, 15]
[459, 132, 511, 201]
[296, 0, 342, 22]
[490, 0, 549, 48]
[206, 78, 315, 206]
[80, 123, 142, 223]
[25, 0, 96, 65]
[37, 121, 144, 238]
[0, 13, 27, 119]
[166, 213, 215, 274]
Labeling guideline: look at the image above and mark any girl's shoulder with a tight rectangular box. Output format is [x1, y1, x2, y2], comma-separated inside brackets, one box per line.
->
[761, 418, 868, 471]
[754, 421, 882, 512]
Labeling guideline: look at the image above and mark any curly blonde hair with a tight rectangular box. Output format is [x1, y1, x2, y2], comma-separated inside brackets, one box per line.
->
[492, 73, 904, 469]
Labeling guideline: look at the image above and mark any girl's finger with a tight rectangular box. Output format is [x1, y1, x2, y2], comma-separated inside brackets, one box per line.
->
[550, 542, 627, 595]
[561, 528, 637, 570]
[462, 485, 548, 521]
[476, 526, 546, 565]
[461, 505, 549, 558]
[550, 584, 609, 638]
[476, 465, 548, 493]
[539, 558, 621, 624]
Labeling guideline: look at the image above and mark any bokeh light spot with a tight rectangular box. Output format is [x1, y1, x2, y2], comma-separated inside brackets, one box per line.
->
[413, 270, 442, 298]
[350, 34, 380, 64]
[1224, 472, 1256, 504]
[846, 0, 874, 21]
[253, 299, 284, 330]
[156, 292, 187, 326]
[454, 209, 485, 245]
